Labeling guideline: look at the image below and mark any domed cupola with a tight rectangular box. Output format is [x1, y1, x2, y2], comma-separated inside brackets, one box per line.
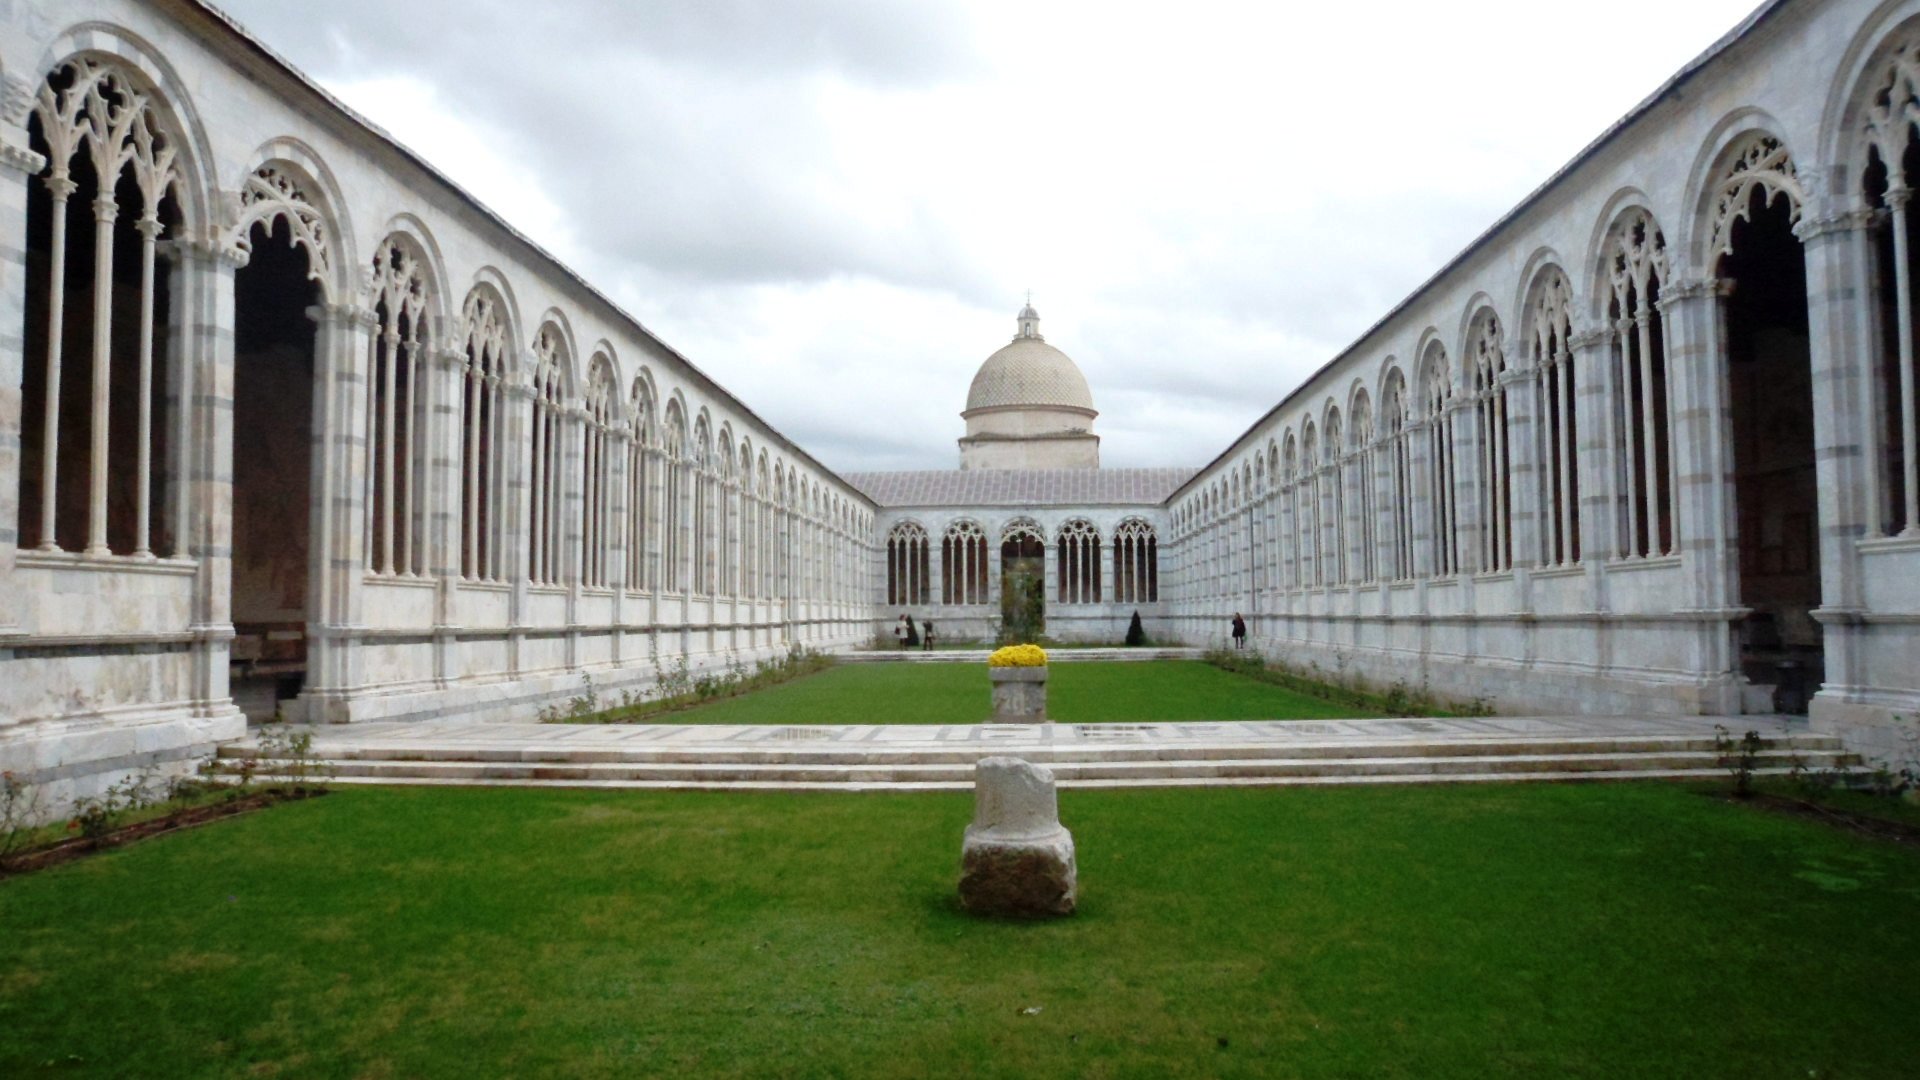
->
[958, 302, 1101, 470]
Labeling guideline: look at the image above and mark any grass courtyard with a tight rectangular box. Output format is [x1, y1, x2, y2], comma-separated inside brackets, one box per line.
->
[644, 659, 1377, 725]
[4, 781, 1919, 1077]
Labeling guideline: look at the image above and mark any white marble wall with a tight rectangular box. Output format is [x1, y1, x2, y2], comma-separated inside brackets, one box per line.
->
[0, 0, 879, 807]
[1159, 0, 1920, 751]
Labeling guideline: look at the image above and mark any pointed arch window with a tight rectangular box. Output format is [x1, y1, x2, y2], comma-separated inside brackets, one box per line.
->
[887, 521, 930, 605]
[459, 288, 509, 581]
[1112, 518, 1158, 603]
[1381, 373, 1416, 580]
[21, 58, 184, 557]
[1606, 209, 1677, 559]
[364, 237, 434, 576]
[941, 519, 989, 604]
[527, 327, 568, 585]
[626, 381, 655, 592]
[1349, 393, 1378, 583]
[1862, 42, 1920, 535]
[1422, 347, 1459, 576]
[1528, 271, 1580, 565]
[581, 356, 616, 589]
[1468, 313, 1512, 572]
[1056, 519, 1102, 603]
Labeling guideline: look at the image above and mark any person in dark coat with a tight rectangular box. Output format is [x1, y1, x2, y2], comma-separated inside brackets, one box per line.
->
[922, 620, 935, 651]
[1231, 613, 1247, 649]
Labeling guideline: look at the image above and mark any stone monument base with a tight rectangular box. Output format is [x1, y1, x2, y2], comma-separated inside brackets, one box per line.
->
[958, 756, 1077, 918]
[960, 831, 1077, 917]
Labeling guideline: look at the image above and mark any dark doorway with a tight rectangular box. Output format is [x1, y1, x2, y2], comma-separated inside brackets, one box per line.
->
[230, 218, 319, 721]
[1722, 186, 1822, 713]
[999, 531, 1045, 643]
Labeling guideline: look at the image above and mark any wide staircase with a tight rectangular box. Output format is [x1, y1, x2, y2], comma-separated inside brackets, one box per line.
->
[214, 716, 1857, 792]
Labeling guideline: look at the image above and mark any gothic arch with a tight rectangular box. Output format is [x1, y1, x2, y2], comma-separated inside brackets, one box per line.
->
[1684, 113, 1810, 273]
[229, 144, 350, 304]
[31, 24, 213, 232]
[1510, 245, 1572, 327]
[1453, 292, 1500, 361]
[1821, 1, 1920, 175]
[1584, 188, 1662, 320]
[530, 307, 582, 401]
[373, 214, 450, 336]
[588, 338, 624, 419]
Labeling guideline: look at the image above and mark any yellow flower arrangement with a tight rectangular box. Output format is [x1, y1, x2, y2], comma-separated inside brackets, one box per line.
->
[987, 643, 1049, 667]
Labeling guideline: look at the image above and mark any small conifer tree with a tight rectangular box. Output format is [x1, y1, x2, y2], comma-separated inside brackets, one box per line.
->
[1125, 610, 1146, 647]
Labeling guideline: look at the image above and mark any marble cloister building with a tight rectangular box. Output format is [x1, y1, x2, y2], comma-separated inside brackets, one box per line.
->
[4, 0, 1920, 807]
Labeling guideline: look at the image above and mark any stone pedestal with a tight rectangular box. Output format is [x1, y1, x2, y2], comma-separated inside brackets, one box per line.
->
[959, 756, 1076, 918]
[988, 666, 1048, 721]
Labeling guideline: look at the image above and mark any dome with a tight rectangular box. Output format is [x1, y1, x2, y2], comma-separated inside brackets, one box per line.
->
[963, 306, 1095, 415]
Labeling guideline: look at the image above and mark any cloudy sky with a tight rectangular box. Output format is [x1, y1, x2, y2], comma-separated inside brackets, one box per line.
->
[216, 0, 1763, 473]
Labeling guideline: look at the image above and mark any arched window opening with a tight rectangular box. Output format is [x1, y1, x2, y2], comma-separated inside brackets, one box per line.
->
[1528, 271, 1580, 565]
[1381, 373, 1415, 579]
[459, 288, 510, 581]
[886, 521, 930, 606]
[581, 355, 616, 589]
[692, 416, 713, 595]
[1863, 41, 1920, 536]
[1606, 209, 1677, 559]
[1421, 347, 1459, 575]
[364, 237, 432, 576]
[626, 381, 655, 592]
[1324, 409, 1347, 584]
[20, 58, 184, 557]
[1281, 435, 1299, 588]
[1056, 519, 1101, 603]
[1112, 518, 1159, 603]
[527, 327, 567, 585]
[1350, 393, 1378, 583]
[1300, 423, 1322, 585]
[942, 519, 990, 604]
[1713, 134, 1821, 707]
[1469, 313, 1512, 572]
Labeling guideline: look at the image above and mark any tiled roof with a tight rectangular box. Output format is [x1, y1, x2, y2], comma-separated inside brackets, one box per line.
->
[843, 468, 1197, 508]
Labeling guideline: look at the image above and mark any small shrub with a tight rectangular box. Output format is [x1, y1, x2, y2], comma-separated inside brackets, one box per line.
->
[1714, 724, 1765, 799]
[66, 770, 157, 847]
[254, 724, 336, 792]
[1, 770, 47, 867]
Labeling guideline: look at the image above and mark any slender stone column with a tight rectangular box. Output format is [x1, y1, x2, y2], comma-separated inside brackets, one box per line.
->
[0, 104, 45, 638]
[1502, 367, 1540, 570]
[1568, 327, 1613, 609]
[303, 301, 377, 721]
[430, 340, 464, 689]
[504, 376, 535, 680]
[1659, 277, 1738, 613]
[608, 424, 631, 661]
[1658, 275, 1740, 707]
[1407, 417, 1434, 580]
[169, 238, 244, 720]
[1796, 207, 1884, 703]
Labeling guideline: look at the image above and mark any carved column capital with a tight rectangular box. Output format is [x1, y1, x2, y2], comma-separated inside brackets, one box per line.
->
[1793, 207, 1879, 242]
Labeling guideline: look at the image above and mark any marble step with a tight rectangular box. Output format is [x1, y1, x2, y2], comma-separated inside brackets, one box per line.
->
[216, 732, 1850, 768]
[211, 747, 1853, 788]
[222, 765, 1833, 793]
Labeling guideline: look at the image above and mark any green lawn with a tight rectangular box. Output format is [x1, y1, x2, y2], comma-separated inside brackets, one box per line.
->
[656, 660, 1374, 725]
[4, 783, 1918, 1077]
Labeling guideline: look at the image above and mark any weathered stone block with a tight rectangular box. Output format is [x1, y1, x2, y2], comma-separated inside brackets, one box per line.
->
[988, 666, 1048, 721]
[959, 756, 1075, 918]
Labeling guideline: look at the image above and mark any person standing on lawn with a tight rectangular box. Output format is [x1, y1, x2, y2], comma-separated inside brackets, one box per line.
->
[1231, 613, 1247, 649]
[922, 620, 936, 651]
[895, 615, 909, 650]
